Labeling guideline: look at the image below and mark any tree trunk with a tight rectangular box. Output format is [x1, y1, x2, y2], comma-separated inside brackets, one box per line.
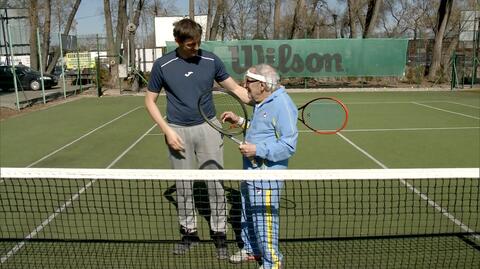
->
[107, 0, 127, 87]
[121, 0, 129, 59]
[273, 0, 281, 39]
[209, 0, 224, 40]
[347, 0, 357, 38]
[442, 36, 459, 79]
[104, 0, 114, 57]
[428, 0, 453, 81]
[104, 0, 116, 87]
[129, 0, 144, 92]
[41, 0, 51, 72]
[46, 0, 81, 73]
[289, 0, 305, 39]
[306, 0, 321, 38]
[206, 0, 213, 40]
[29, 0, 39, 70]
[189, 0, 195, 19]
[115, 0, 127, 56]
[254, 0, 262, 39]
[363, 0, 382, 38]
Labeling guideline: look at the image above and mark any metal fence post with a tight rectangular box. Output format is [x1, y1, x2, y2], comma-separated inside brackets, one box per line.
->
[59, 33, 67, 98]
[96, 34, 102, 97]
[36, 27, 46, 104]
[6, 23, 20, 110]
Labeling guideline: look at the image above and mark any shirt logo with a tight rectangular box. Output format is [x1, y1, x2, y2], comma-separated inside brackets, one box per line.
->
[184, 71, 193, 77]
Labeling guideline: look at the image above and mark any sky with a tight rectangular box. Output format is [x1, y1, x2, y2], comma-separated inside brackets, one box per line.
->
[74, 0, 340, 36]
[74, 0, 189, 35]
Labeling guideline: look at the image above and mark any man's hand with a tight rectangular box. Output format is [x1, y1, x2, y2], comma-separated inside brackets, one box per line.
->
[221, 111, 240, 124]
[239, 142, 256, 158]
[164, 128, 185, 152]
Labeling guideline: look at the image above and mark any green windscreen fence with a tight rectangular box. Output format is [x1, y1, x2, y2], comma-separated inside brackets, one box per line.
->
[166, 39, 409, 79]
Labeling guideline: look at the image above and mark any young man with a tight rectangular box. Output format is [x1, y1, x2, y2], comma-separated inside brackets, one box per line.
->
[221, 64, 298, 269]
[145, 18, 248, 259]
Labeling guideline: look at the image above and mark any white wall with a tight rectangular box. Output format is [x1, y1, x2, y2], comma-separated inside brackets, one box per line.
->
[0, 55, 31, 66]
[460, 11, 479, 41]
[154, 15, 208, 47]
[135, 48, 163, 72]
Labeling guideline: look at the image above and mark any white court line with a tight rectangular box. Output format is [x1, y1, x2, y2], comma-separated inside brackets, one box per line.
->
[344, 100, 468, 105]
[296, 126, 480, 134]
[445, 101, 480, 109]
[337, 132, 479, 241]
[145, 126, 480, 136]
[26, 106, 143, 168]
[338, 126, 480, 132]
[413, 102, 480, 120]
[1, 114, 155, 264]
[106, 124, 157, 168]
[337, 133, 388, 169]
[329, 100, 480, 107]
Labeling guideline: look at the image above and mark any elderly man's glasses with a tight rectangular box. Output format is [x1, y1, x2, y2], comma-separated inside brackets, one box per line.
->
[245, 79, 260, 86]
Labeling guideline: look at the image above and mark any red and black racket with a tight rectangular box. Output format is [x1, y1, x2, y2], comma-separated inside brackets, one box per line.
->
[298, 97, 349, 134]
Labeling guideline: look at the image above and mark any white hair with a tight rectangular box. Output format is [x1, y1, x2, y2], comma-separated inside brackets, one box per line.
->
[246, 64, 280, 92]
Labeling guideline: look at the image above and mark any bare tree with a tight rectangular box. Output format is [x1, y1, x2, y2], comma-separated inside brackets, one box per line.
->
[28, 0, 39, 70]
[363, 0, 382, 37]
[290, 0, 306, 39]
[128, 0, 144, 91]
[428, 0, 454, 81]
[41, 0, 52, 72]
[254, 0, 263, 39]
[306, 0, 323, 38]
[116, 0, 127, 56]
[189, 0, 194, 19]
[206, 0, 213, 39]
[52, 0, 74, 33]
[381, 0, 414, 38]
[28, 0, 80, 72]
[128, 0, 145, 60]
[273, 0, 281, 39]
[347, 0, 357, 38]
[103, 0, 126, 87]
[209, 0, 224, 40]
[104, 0, 115, 59]
[45, 0, 81, 73]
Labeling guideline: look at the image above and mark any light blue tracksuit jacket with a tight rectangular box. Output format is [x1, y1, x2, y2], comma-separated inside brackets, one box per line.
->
[243, 87, 298, 189]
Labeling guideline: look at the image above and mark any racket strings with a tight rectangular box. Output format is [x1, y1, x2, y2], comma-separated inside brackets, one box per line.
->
[203, 92, 247, 136]
[303, 99, 347, 132]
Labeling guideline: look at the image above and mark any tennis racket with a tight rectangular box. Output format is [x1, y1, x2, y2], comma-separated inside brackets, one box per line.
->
[298, 97, 349, 134]
[197, 87, 249, 145]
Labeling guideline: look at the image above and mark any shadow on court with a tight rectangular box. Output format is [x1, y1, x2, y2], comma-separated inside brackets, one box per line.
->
[163, 182, 244, 249]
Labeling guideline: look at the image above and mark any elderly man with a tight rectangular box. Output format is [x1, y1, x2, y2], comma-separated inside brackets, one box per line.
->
[222, 64, 298, 269]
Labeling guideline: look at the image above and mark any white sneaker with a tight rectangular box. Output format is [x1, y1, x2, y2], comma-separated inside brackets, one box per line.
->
[229, 249, 258, 263]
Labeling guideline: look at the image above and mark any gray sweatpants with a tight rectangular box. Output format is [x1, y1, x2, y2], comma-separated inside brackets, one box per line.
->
[168, 120, 227, 234]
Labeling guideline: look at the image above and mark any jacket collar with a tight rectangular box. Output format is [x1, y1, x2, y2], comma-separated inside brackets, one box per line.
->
[256, 87, 285, 107]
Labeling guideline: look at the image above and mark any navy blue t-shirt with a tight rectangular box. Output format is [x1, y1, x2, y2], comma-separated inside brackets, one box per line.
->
[148, 49, 230, 126]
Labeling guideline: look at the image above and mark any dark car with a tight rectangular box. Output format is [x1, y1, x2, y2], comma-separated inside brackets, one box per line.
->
[0, 65, 58, 91]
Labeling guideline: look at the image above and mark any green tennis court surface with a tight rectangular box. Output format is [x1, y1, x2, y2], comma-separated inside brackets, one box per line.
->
[2, 90, 479, 169]
[1, 90, 479, 268]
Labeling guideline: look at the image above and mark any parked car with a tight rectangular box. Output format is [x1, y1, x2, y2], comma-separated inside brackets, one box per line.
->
[0, 65, 58, 91]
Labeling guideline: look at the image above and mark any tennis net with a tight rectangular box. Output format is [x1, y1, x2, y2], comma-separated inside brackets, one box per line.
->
[1, 168, 479, 269]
